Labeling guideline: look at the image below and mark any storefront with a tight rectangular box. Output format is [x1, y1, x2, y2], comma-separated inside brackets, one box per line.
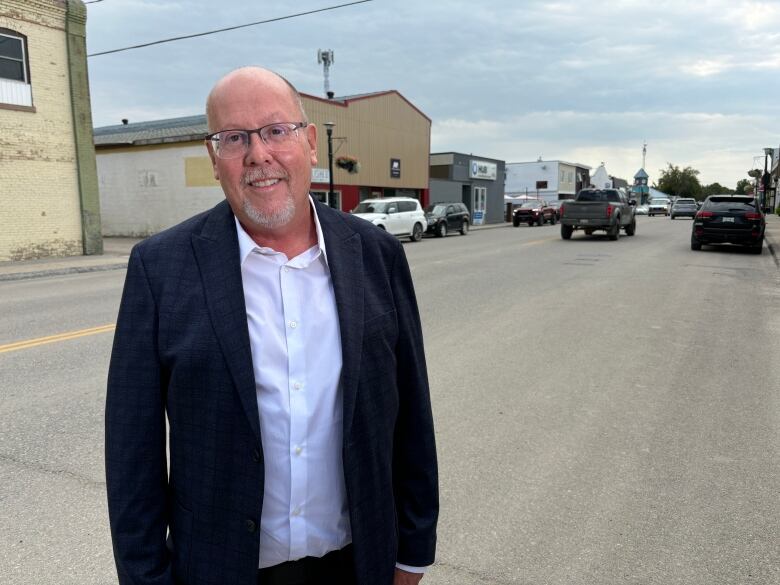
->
[429, 153, 505, 224]
[304, 91, 431, 212]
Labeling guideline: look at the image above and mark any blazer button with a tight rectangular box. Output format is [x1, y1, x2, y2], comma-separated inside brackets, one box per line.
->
[245, 519, 257, 533]
[252, 448, 261, 462]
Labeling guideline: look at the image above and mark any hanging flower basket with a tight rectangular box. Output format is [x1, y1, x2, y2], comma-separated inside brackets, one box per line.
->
[336, 155, 360, 174]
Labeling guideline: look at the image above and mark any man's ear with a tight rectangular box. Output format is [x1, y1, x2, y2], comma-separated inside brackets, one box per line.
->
[205, 139, 220, 180]
[306, 124, 318, 167]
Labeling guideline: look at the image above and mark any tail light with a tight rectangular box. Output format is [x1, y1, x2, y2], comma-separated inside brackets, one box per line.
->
[696, 211, 714, 218]
[606, 205, 613, 219]
[744, 212, 762, 220]
[559, 203, 565, 217]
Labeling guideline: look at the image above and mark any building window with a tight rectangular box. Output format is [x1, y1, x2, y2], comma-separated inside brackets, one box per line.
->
[536, 181, 548, 189]
[0, 29, 33, 108]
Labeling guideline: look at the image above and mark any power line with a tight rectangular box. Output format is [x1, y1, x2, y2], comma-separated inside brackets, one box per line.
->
[84, 0, 106, 4]
[87, 0, 373, 57]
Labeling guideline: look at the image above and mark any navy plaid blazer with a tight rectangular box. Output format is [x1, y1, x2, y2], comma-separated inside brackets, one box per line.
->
[105, 198, 438, 585]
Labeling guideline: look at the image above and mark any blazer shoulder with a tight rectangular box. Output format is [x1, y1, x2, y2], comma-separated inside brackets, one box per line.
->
[132, 200, 231, 261]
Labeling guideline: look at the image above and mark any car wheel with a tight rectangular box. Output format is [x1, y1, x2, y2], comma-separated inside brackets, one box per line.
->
[561, 224, 573, 240]
[625, 219, 636, 236]
[460, 221, 469, 235]
[512, 217, 520, 227]
[437, 222, 447, 238]
[671, 215, 675, 220]
[690, 235, 702, 250]
[584, 229, 593, 236]
[410, 222, 423, 242]
[537, 215, 544, 226]
[750, 240, 764, 254]
[608, 220, 619, 240]
[550, 214, 556, 225]
[528, 220, 534, 227]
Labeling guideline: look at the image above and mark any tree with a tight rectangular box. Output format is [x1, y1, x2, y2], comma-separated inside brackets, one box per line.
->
[735, 179, 751, 194]
[701, 182, 734, 197]
[654, 164, 703, 199]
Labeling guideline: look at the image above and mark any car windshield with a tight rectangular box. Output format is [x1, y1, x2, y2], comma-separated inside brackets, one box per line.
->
[520, 201, 541, 208]
[650, 199, 669, 205]
[676, 199, 696, 205]
[353, 201, 388, 214]
[425, 204, 447, 216]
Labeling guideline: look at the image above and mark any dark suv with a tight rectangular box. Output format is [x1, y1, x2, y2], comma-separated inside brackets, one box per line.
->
[691, 195, 765, 254]
[424, 202, 470, 237]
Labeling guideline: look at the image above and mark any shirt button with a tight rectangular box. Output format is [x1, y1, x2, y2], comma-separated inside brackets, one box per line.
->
[289, 321, 298, 329]
[245, 519, 257, 533]
[294, 446, 303, 456]
[292, 508, 301, 517]
[283, 267, 290, 272]
[293, 382, 302, 390]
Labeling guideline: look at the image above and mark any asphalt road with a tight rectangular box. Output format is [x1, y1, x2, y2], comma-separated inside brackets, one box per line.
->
[0, 216, 778, 584]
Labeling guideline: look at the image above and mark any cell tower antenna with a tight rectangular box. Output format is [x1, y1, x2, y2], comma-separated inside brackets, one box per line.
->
[317, 49, 335, 97]
[642, 140, 647, 169]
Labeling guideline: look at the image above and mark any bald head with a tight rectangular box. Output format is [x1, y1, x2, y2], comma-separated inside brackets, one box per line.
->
[206, 67, 307, 132]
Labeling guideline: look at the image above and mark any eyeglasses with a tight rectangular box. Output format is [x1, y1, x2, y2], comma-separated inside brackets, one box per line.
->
[206, 122, 308, 159]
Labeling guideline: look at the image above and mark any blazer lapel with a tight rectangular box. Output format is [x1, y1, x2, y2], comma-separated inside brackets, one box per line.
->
[316, 201, 364, 441]
[191, 201, 262, 445]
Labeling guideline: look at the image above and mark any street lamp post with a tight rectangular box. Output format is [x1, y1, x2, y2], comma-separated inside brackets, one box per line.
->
[324, 122, 335, 208]
[762, 147, 773, 213]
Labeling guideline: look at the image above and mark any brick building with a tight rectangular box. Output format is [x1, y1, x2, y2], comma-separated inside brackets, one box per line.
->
[0, 0, 101, 261]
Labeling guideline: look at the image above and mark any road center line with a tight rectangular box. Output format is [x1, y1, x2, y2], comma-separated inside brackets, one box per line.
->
[0, 324, 116, 354]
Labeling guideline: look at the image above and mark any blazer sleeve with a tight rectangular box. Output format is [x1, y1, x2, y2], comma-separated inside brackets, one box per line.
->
[105, 247, 174, 585]
[389, 245, 439, 567]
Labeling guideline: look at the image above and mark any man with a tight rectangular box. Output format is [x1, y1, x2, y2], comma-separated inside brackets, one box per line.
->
[105, 67, 438, 585]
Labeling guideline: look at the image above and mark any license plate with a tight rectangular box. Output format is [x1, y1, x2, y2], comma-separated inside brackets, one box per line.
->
[579, 219, 589, 224]
[722, 217, 735, 223]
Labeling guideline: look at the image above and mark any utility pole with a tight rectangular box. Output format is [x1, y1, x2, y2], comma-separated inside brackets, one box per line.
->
[642, 141, 647, 169]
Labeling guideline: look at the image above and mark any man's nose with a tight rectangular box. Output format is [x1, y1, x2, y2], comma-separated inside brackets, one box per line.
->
[244, 132, 273, 165]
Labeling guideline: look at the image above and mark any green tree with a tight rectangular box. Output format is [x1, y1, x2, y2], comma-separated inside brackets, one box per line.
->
[654, 164, 703, 199]
[701, 182, 734, 198]
[735, 178, 751, 194]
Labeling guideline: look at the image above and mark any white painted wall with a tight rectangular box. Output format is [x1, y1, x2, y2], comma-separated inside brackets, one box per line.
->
[505, 161, 560, 201]
[97, 144, 224, 236]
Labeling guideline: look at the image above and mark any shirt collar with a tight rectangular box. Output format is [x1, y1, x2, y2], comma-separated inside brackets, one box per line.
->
[235, 195, 329, 266]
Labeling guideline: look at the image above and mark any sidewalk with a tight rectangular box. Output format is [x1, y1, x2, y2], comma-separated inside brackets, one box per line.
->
[0, 217, 777, 282]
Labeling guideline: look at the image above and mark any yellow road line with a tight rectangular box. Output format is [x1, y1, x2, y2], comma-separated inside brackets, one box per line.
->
[0, 324, 116, 354]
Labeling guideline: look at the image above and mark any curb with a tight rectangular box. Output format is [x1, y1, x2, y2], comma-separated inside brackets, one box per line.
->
[0, 262, 128, 283]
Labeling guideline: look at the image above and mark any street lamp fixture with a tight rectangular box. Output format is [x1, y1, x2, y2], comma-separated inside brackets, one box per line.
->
[324, 122, 335, 208]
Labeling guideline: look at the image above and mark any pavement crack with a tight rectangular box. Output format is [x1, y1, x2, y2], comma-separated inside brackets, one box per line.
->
[0, 452, 105, 489]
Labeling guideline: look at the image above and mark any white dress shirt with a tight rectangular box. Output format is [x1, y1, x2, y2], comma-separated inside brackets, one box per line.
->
[235, 202, 350, 569]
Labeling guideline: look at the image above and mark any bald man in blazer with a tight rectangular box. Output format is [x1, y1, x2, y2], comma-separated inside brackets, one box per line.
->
[105, 67, 438, 585]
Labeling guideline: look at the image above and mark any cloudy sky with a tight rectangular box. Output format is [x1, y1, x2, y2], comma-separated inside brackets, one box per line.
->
[85, 0, 780, 188]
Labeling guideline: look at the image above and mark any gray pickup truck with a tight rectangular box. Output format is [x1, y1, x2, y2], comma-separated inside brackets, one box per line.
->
[559, 188, 637, 240]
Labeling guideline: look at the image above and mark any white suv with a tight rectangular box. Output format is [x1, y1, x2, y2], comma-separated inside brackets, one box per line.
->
[351, 197, 427, 242]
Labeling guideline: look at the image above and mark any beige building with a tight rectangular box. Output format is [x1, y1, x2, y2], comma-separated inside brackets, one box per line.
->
[94, 90, 431, 236]
[0, 0, 101, 261]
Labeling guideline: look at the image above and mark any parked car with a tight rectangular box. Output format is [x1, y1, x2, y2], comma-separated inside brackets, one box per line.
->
[690, 195, 765, 254]
[512, 200, 556, 227]
[547, 199, 571, 221]
[424, 202, 470, 237]
[634, 204, 649, 215]
[670, 198, 698, 219]
[351, 197, 427, 242]
[648, 197, 671, 216]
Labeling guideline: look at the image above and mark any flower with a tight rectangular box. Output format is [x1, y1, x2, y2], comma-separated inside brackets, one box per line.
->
[336, 155, 360, 174]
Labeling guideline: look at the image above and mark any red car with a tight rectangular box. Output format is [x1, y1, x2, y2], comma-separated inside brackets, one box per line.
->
[512, 200, 556, 227]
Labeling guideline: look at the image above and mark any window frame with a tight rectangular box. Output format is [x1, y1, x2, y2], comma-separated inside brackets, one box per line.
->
[0, 29, 31, 84]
